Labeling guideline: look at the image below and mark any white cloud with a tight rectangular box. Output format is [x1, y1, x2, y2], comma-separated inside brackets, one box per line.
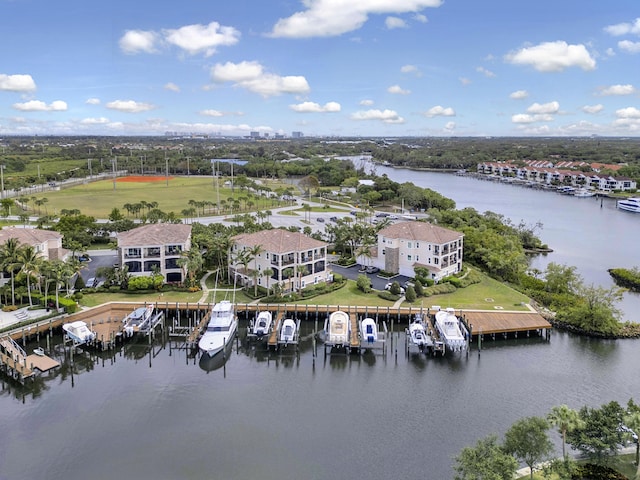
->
[0, 74, 36, 92]
[106, 100, 155, 113]
[80, 117, 110, 125]
[505, 41, 596, 72]
[164, 83, 180, 92]
[615, 107, 640, 119]
[424, 105, 455, 117]
[413, 13, 428, 23]
[400, 64, 418, 73]
[163, 22, 240, 57]
[387, 84, 411, 95]
[12, 100, 67, 112]
[351, 109, 404, 124]
[618, 40, 640, 54]
[511, 113, 554, 124]
[526, 101, 559, 114]
[599, 84, 636, 96]
[582, 104, 604, 114]
[476, 66, 496, 78]
[459, 77, 471, 86]
[386, 17, 408, 29]
[85, 98, 101, 105]
[360, 99, 374, 106]
[200, 109, 224, 117]
[606, 48, 616, 56]
[604, 18, 640, 36]
[510, 90, 529, 99]
[290, 101, 341, 113]
[444, 121, 456, 131]
[210, 61, 310, 97]
[119, 30, 160, 55]
[270, 0, 442, 38]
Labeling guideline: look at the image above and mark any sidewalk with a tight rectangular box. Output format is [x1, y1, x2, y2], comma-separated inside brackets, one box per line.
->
[0, 306, 50, 330]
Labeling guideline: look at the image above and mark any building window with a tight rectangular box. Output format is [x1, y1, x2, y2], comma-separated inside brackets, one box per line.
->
[408, 242, 412, 248]
[407, 255, 412, 261]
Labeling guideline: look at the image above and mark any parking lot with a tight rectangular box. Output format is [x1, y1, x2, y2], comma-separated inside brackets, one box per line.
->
[330, 263, 412, 292]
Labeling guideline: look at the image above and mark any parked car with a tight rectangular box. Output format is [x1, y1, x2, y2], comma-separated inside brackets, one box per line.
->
[365, 266, 380, 274]
[329, 216, 338, 222]
[384, 282, 405, 294]
[375, 212, 390, 218]
[316, 217, 325, 223]
[85, 277, 97, 288]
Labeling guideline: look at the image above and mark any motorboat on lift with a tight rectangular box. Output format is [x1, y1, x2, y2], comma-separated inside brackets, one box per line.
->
[251, 311, 273, 340]
[199, 300, 237, 357]
[324, 310, 350, 347]
[434, 307, 467, 352]
[62, 321, 96, 345]
[123, 304, 155, 336]
[360, 317, 378, 344]
[279, 318, 297, 344]
[407, 313, 430, 352]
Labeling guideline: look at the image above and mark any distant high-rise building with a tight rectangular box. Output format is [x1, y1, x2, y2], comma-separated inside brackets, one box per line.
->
[250, 131, 260, 138]
[292, 131, 303, 138]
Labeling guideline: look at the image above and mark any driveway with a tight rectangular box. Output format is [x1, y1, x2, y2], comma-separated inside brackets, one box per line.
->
[81, 249, 118, 283]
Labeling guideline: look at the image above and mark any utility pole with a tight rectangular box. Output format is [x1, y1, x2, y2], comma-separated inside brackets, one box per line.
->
[0, 165, 4, 199]
[112, 157, 117, 190]
[88, 158, 92, 179]
[165, 151, 169, 187]
[186, 156, 190, 176]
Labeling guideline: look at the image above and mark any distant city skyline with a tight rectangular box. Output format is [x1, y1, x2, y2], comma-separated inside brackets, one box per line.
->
[1, 0, 639, 137]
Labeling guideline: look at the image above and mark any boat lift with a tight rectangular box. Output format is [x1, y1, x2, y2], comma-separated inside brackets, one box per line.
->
[274, 317, 301, 352]
[357, 317, 388, 356]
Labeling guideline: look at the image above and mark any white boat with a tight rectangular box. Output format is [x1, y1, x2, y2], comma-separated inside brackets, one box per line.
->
[617, 197, 640, 213]
[434, 307, 467, 352]
[123, 305, 155, 336]
[360, 317, 378, 344]
[279, 318, 297, 344]
[251, 310, 273, 340]
[63, 321, 96, 344]
[198, 300, 237, 357]
[33, 347, 45, 356]
[573, 188, 596, 198]
[325, 310, 350, 347]
[408, 314, 430, 352]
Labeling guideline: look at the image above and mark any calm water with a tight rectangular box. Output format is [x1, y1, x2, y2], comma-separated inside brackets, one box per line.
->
[2, 168, 640, 480]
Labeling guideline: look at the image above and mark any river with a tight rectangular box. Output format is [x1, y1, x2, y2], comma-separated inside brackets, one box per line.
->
[2, 167, 640, 480]
[369, 164, 640, 323]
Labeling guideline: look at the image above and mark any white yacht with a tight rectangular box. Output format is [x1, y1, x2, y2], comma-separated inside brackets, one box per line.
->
[617, 197, 640, 213]
[434, 308, 467, 352]
[199, 300, 237, 357]
[407, 314, 430, 353]
[250, 310, 273, 340]
[63, 321, 96, 345]
[573, 188, 596, 198]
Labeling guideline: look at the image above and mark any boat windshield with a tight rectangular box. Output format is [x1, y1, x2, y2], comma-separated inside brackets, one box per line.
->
[207, 325, 230, 333]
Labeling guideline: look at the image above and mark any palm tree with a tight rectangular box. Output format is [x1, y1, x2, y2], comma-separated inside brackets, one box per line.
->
[547, 404, 582, 459]
[282, 267, 294, 294]
[262, 267, 274, 296]
[1, 238, 22, 305]
[18, 244, 43, 306]
[247, 244, 264, 297]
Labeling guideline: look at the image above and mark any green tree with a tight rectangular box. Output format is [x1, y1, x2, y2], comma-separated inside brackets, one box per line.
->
[503, 416, 553, 479]
[559, 284, 624, 335]
[405, 285, 417, 302]
[453, 434, 518, 480]
[544, 263, 582, 294]
[18, 244, 43, 306]
[0, 238, 22, 305]
[547, 404, 583, 460]
[356, 274, 372, 293]
[389, 281, 401, 295]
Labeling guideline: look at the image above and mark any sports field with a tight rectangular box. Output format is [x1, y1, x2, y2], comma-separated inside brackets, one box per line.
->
[34, 176, 287, 219]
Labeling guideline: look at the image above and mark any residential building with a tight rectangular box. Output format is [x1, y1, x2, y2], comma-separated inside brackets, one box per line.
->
[0, 227, 69, 261]
[374, 221, 463, 281]
[117, 223, 192, 283]
[229, 229, 330, 293]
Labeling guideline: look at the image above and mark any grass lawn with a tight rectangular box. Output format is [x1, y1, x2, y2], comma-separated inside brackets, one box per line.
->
[79, 289, 204, 307]
[294, 280, 399, 307]
[28, 177, 288, 219]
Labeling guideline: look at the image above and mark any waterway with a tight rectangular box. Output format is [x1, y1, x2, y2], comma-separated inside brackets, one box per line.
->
[2, 167, 640, 480]
[369, 164, 640, 323]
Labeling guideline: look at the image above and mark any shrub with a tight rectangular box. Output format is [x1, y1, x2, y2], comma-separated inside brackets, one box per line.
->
[356, 274, 372, 293]
[389, 281, 401, 295]
[377, 291, 399, 302]
[2, 305, 17, 312]
[423, 283, 457, 297]
[405, 286, 417, 302]
[414, 280, 424, 297]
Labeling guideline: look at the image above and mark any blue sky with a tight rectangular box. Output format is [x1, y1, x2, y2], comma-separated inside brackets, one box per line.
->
[1, 0, 639, 137]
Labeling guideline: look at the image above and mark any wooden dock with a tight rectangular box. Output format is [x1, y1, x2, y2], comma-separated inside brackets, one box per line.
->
[267, 313, 283, 348]
[349, 314, 359, 349]
[461, 311, 551, 336]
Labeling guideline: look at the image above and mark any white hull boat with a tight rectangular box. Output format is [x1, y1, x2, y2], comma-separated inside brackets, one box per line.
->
[325, 310, 350, 347]
[63, 321, 96, 344]
[279, 318, 297, 344]
[360, 317, 378, 344]
[123, 305, 155, 336]
[408, 314, 430, 352]
[435, 308, 467, 352]
[199, 300, 238, 357]
[251, 311, 273, 340]
[617, 197, 640, 213]
[573, 188, 596, 198]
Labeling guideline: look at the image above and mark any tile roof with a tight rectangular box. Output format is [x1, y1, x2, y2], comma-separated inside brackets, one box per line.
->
[117, 223, 192, 247]
[232, 229, 327, 253]
[0, 227, 62, 245]
[378, 221, 462, 244]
